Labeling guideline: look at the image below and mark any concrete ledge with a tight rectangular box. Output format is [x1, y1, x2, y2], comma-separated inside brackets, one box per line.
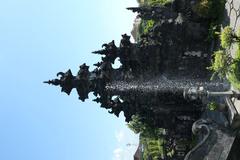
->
[225, 97, 240, 129]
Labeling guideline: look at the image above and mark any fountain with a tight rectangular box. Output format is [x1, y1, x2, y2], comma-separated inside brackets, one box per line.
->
[45, 1, 240, 159]
[183, 86, 240, 100]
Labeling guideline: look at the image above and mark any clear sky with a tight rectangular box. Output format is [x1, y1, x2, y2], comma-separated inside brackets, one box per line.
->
[0, 0, 139, 160]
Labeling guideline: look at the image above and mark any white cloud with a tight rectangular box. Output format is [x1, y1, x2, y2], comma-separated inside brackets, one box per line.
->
[113, 148, 124, 160]
[115, 129, 126, 143]
[113, 128, 140, 160]
[113, 147, 134, 160]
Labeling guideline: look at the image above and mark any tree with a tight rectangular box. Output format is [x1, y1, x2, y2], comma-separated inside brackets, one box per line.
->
[127, 115, 165, 138]
[221, 26, 240, 48]
[127, 115, 144, 134]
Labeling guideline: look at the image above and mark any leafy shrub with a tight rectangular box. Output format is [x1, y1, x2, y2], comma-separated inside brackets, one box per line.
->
[137, 0, 171, 38]
[144, 20, 155, 34]
[128, 115, 165, 138]
[208, 50, 229, 78]
[220, 26, 236, 48]
[138, 20, 156, 36]
[220, 28, 240, 89]
[128, 115, 165, 159]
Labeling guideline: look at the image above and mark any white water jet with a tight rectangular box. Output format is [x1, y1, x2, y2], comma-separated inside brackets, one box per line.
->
[105, 76, 228, 95]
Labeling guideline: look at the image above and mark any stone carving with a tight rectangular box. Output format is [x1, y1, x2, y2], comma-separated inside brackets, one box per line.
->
[185, 119, 236, 160]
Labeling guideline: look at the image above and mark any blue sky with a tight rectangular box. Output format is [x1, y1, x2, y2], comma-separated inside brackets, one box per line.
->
[0, 0, 138, 160]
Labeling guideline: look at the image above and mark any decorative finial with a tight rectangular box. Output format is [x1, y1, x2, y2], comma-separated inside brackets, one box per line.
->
[43, 79, 61, 86]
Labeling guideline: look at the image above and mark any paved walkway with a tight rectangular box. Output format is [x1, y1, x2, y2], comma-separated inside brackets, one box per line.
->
[225, 0, 240, 59]
[225, 0, 240, 119]
[226, 0, 240, 31]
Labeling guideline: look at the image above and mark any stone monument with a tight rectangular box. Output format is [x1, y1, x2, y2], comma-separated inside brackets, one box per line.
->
[45, 1, 240, 159]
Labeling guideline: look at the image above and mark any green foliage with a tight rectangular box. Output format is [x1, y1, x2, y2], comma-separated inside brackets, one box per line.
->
[127, 115, 165, 138]
[207, 23, 220, 41]
[141, 136, 164, 160]
[221, 26, 235, 48]
[144, 20, 155, 34]
[128, 115, 166, 159]
[138, 21, 145, 37]
[235, 43, 240, 59]
[193, 0, 226, 22]
[208, 50, 229, 78]
[138, 0, 172, 6]
[232, 30, 240, 59]
[138, 20, 156, 36]
[207, 102, 218, 110]
[226, 28, 240, 89]
[137, 0, 171, 37]
[209, 27, 240, 89]
[228, 59, 240, 89]
[127, 115, 144, 134]
[210, 51, 226, 71]
[147, 0, 172, 6]
[220, 26, 240, 48]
